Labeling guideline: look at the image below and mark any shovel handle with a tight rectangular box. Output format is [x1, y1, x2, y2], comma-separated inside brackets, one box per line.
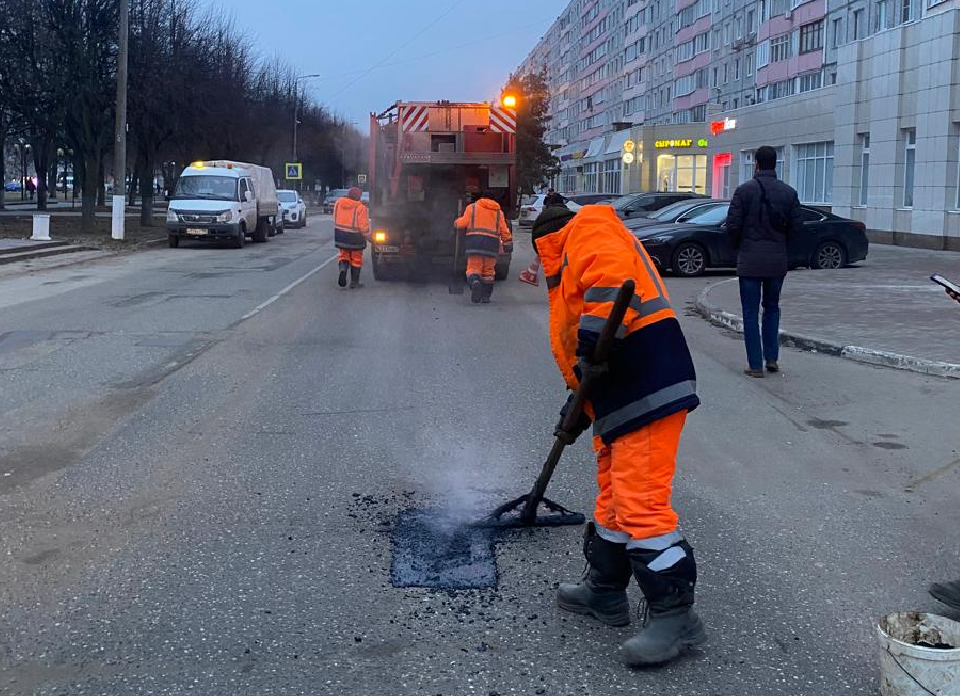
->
[520, 279, 636, 523]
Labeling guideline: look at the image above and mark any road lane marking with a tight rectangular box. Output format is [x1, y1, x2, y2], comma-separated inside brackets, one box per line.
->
[240, 254, 338, 321]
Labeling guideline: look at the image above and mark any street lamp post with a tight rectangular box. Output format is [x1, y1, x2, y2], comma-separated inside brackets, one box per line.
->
[292, 74, 320, 193]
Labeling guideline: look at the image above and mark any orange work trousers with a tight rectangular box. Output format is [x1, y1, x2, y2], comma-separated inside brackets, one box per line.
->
[593, 411, 686, 543]
[338, 249, 363, 268]
[466, 255, 496, 283]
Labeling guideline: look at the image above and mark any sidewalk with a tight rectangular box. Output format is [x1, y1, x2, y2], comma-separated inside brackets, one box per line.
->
[695, 244, 960, 378]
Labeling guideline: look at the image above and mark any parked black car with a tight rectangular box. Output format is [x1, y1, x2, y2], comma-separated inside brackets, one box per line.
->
[625, 199, 729, 232]
[568, 193, 614, 206]
[634, 203, 869, 277]
[611, 191, 708, 221]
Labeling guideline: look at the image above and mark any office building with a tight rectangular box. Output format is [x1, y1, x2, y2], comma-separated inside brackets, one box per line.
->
[517, 0, 960, 249]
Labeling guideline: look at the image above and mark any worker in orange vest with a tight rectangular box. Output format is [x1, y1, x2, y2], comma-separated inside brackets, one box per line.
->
[530, 204, 704, 667]
[334, 187, 370, 289]
[454, 193, 513, 303]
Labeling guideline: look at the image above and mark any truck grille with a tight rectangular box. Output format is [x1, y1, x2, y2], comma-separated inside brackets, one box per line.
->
[179, 212, 218, 224]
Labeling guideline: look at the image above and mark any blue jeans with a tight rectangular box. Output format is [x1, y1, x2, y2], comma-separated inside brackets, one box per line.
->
[739, 276, 785, 370]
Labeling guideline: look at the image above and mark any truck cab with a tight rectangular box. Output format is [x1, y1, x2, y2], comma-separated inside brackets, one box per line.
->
[368, 100, 517, 280]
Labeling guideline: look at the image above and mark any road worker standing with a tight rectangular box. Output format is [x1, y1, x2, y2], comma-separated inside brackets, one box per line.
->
[530, 204, 705, 667]
[334, 187, 371, 289]
[454, 193, 513, 304]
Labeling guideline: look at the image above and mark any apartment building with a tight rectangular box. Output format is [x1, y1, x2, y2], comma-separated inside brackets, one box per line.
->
[517, 0, 960, 249]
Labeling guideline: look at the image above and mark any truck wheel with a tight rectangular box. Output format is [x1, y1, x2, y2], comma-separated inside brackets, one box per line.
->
[372, 255, 389, 281]
[233, 225, 245, 249]
[253, 219, 268, 243]
[168, 234, 179, 249]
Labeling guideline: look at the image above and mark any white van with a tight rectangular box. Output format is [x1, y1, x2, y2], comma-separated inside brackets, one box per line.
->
[166, 161, 281, 248]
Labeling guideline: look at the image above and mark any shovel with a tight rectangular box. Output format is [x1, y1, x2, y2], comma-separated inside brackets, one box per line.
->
[479, 279, 636, 529]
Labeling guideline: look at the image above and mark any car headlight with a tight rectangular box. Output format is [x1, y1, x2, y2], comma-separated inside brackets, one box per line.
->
[216, 210, 233, 223]
[166, 209, 179, 223]
[645, 235, 675, 244]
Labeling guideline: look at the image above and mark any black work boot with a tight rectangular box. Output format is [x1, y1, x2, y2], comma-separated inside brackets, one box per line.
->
[557, 523, 632, 627]
[480, 282, 494, 304]
[468, 275, 483, 304]
[349, 266, 363, 289]
[622, 541, 707, 667]
[930, 578, 960, 611]
[338, 260, 349, 288]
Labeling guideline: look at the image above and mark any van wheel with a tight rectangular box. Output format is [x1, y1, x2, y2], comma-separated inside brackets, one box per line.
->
[233, 225, 245, 249]
[168, 234, 179, 248]
[253, 219, 268, 243]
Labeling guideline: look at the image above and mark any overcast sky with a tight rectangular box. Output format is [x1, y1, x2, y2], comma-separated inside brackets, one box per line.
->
[205, 0, 561, 126]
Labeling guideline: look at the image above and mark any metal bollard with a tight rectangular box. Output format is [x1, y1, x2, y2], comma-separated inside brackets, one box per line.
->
[31, 214, 51, 241]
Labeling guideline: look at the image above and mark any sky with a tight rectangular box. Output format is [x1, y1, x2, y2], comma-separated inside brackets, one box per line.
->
[205, 0, 562, 127]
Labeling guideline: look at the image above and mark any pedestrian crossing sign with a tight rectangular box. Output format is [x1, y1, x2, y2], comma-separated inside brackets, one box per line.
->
[285, 163, 303, 180]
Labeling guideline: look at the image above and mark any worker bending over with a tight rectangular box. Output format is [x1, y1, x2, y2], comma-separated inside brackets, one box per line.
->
[454, 193, 513, 304]
[530, 205, 705, 667]
[334, 187, 370, 289]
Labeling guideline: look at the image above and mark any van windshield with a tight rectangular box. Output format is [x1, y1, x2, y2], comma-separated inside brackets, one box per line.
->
[173, 175, 239, 202]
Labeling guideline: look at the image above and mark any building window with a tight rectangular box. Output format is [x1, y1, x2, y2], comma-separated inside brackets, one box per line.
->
[901, 0, 914, 23]
[833, 18, 844, 47]
[583, 162, 600, 192]
[799, 70, 823, 92]
[734, 58, 741, 80]
[800, 20, 824, 53]
[874, 0, 889, 32]
[854, 9, 866, 39]
[903, 128, 916, 207]
[602, 158, 622, 195]
[746, 53, 755, 76]
[770, 33, 792, 62]
[741, 147, 785, 183]
[859, 133, 870, 205]
[657, 154, 708, 194]
[794, 142, 834, 203]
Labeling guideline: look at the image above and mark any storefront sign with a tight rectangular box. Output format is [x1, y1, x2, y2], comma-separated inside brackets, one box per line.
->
[709, 117, 737, 136]
[622, 152, 635, 164]
[654, 139, 709, 149]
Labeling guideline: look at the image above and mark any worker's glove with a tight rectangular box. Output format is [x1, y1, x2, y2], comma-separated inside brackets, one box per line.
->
[554, 394, 592, 445]
[576, 357, 609, 384]
[503, 243, 514, 253]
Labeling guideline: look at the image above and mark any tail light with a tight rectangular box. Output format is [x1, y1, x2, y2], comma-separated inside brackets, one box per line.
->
[854, 221, 866, 233]
[525, 206, 537, 212]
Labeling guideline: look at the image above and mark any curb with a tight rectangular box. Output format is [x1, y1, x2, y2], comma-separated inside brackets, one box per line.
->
[694, 279, 960, 380]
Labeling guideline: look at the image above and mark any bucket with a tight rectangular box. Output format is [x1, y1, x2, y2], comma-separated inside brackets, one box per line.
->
[877, 612, 960, 695]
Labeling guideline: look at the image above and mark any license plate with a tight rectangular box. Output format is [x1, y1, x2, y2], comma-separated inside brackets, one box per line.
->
[378, 245, 400, 253]
[186, 228, 208, 236]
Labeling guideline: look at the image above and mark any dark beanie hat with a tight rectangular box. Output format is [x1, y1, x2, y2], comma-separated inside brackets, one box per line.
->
[531, 205, 576, 245]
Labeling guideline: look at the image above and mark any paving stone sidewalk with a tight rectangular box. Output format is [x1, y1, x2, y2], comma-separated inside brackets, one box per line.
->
[697, 244, 960, 373]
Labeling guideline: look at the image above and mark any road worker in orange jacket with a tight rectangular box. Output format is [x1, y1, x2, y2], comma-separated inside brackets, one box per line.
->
[530, 204, 704, 667]
[454, 193, 513, 304]
[334, 187, 370, 289]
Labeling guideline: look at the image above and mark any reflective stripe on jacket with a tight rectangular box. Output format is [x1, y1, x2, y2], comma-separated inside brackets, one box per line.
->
[454, 199, 513, 258]
[334, 198, 370, 250]
[537, 205, 699, 444]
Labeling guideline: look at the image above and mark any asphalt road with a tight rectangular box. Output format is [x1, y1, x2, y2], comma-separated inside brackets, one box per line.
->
[1, 217, 958, 695]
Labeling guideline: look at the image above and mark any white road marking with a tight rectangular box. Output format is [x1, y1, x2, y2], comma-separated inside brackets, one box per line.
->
[240, 254, 338, 321]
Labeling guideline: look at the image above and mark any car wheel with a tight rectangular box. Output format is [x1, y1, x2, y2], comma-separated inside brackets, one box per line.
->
[672, 242, 707, 277]
[812, 241, 846, 270]
[168, 234, 179, 248]
[301, 213, 307, 228]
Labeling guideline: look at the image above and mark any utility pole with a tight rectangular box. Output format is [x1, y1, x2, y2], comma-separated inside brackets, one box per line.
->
[111, 0, 129, 240]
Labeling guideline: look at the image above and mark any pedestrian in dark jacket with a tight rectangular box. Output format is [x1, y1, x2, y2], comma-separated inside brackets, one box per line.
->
[726, 145, 802, 378]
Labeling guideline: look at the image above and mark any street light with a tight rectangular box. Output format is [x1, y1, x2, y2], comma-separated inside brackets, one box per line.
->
[14, 139, 30, 202]
[293, 74, 321, 162]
